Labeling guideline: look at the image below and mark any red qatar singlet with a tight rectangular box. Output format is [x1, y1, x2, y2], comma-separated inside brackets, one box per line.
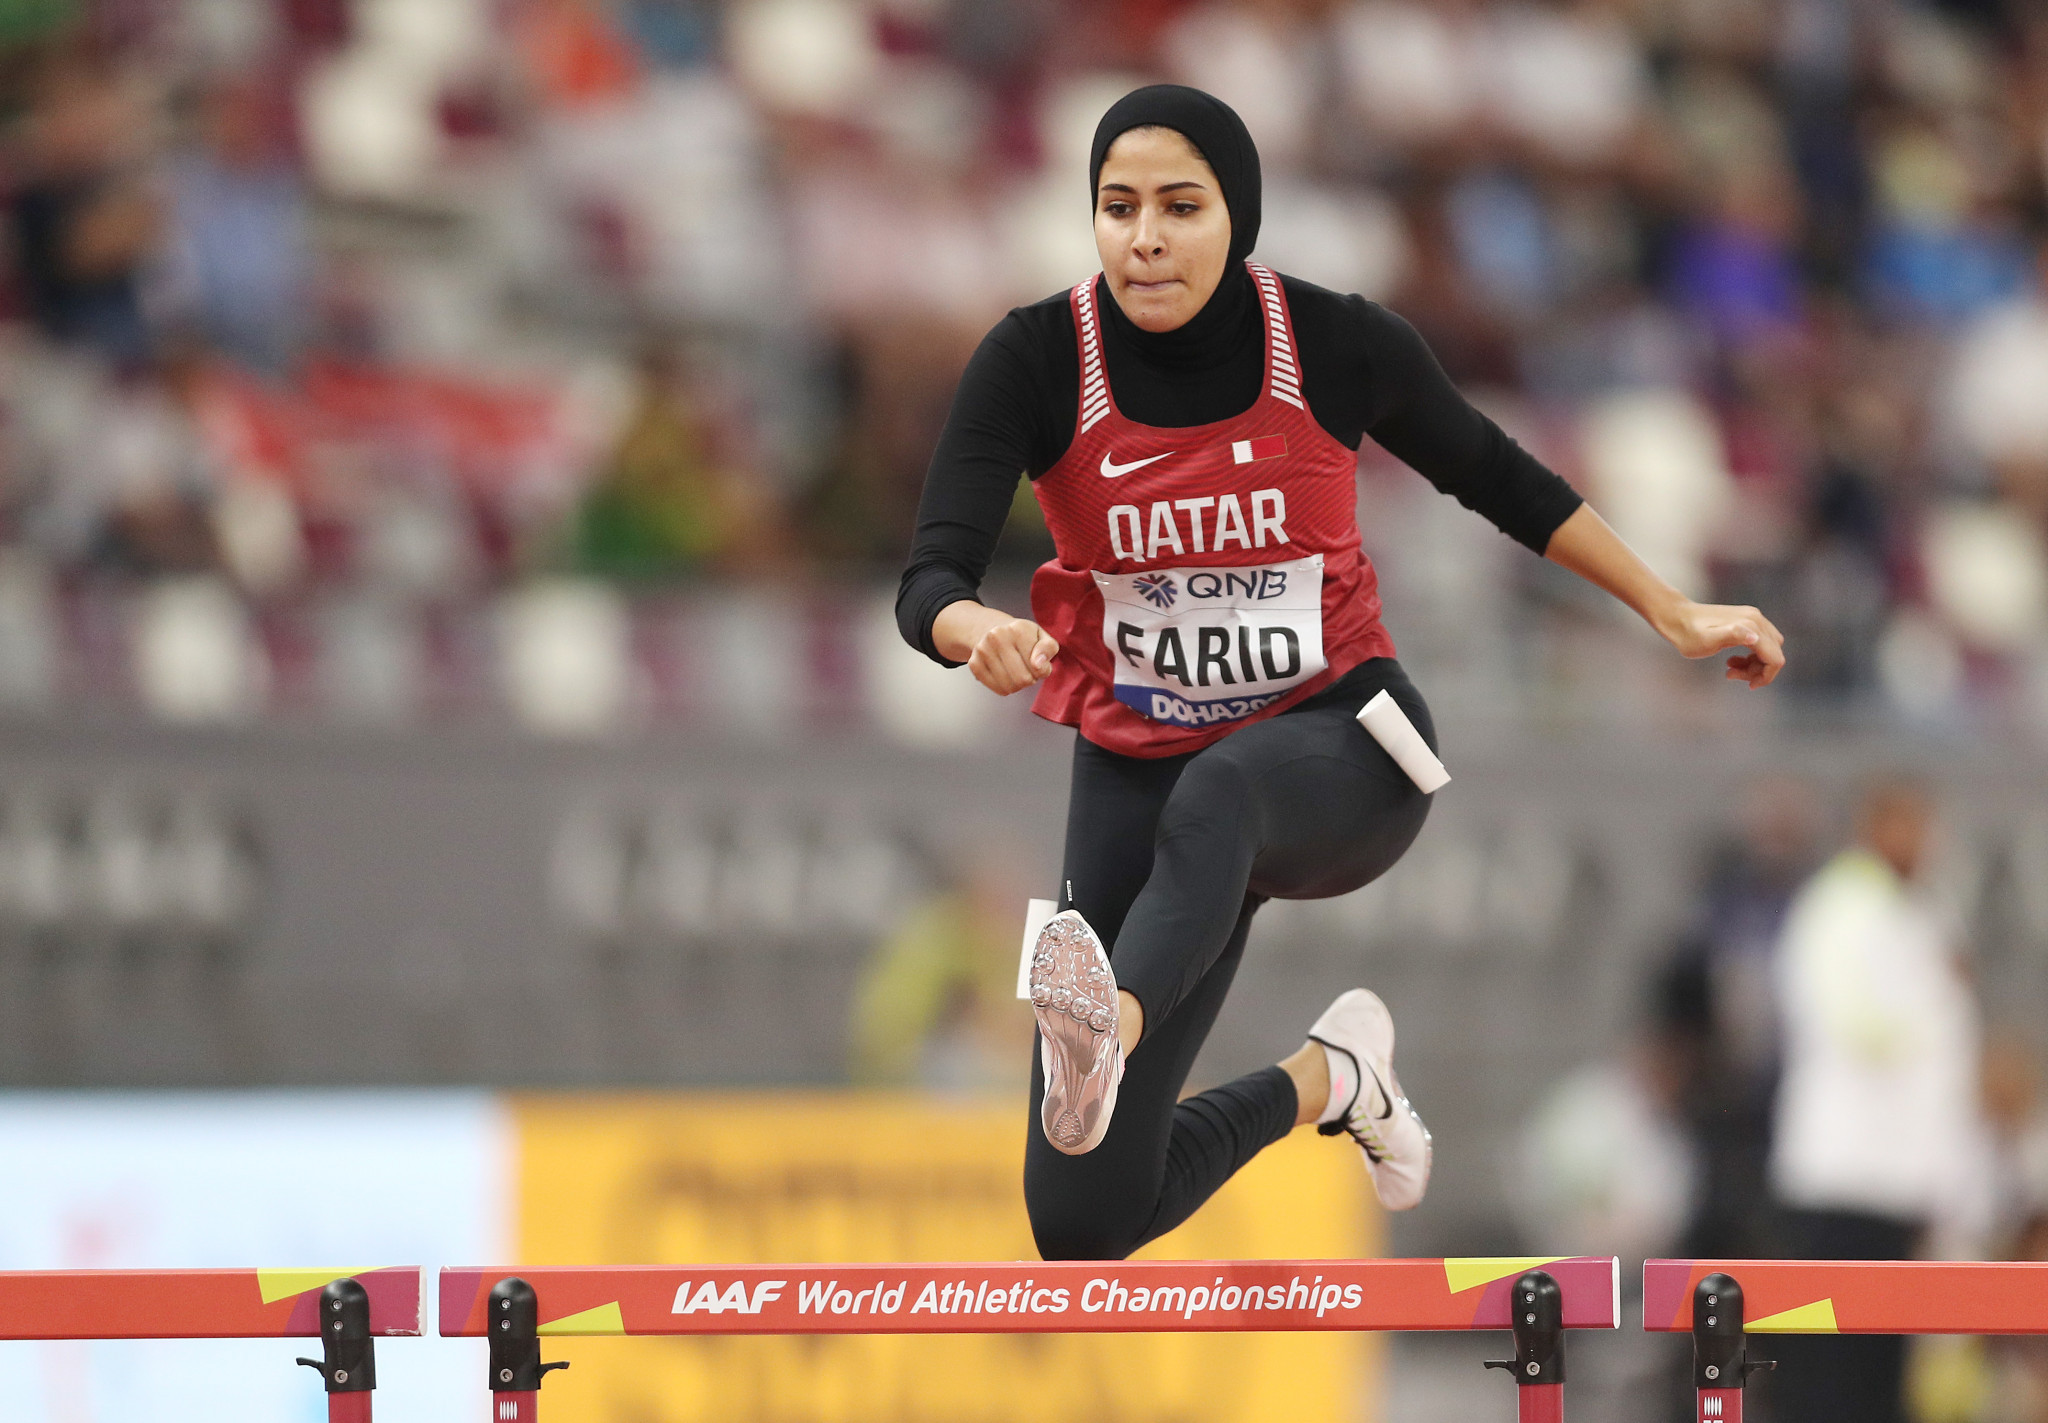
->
[1029, 262, 1397, 757]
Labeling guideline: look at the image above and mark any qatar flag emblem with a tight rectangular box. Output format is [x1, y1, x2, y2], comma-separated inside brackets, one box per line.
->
[1232, 435, 1286, 464]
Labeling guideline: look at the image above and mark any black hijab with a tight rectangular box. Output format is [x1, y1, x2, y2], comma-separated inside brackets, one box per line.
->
[1089, 84, 1262, 267]
[1086, 84, 1261, 371]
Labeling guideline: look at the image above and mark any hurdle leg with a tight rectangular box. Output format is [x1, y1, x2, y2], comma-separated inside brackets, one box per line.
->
[486, 1277, 569, 1421]
[296, 1279, 379, 1422]
[1518, 1382, 1564, 1423]
[1486, 1270, 1567, 1421]
[1691, 1271, 1769, 1422]
[327, 1395, 375, 1423]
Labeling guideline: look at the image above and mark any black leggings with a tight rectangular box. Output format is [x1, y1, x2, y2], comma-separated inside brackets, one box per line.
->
[1025, 657, 1436, 1261]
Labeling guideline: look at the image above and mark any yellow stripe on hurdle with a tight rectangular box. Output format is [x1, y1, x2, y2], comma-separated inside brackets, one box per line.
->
[1747, 1299, 1839, 1333]
[1442, 1258, 1567, 1295]
[537, 1301, 626, 1336]
[256, 1270, 366, 1305]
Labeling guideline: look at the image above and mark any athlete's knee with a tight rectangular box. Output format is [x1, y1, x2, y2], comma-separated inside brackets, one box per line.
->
[1026, 1186, 1145, 1262]
[1031, 1214, 1142, 1262]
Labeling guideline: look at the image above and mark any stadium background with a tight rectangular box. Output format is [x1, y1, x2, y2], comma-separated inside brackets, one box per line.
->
[0, 0, 2045, 1418]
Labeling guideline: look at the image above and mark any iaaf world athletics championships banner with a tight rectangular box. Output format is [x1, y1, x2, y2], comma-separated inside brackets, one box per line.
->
[439, 1257, 1621, 1336]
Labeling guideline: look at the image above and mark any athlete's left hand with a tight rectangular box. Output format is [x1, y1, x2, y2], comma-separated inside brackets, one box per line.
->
[1656, 600, 1786, 688]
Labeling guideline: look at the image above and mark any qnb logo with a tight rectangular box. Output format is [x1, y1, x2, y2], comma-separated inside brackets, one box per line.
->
[1186, 569, 1288, 601]
[1132, 573, 1177, 609]
[672, 1279, 787, 1315]
[498, 1402, 521, 1420]
[1702, 1396, 1724, 1418]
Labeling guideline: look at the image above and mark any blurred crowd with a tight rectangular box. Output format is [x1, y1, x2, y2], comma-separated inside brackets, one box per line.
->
[0, 0, 2044, 731]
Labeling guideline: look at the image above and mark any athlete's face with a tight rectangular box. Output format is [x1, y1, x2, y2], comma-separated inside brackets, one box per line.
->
[1095, 127, 1232, 333]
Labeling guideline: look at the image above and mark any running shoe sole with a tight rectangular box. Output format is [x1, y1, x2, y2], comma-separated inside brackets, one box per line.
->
[1029, 909, 1122, 1155]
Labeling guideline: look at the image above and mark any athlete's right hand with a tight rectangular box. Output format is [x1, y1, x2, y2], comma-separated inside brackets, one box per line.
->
[967, 617, 1060, 696]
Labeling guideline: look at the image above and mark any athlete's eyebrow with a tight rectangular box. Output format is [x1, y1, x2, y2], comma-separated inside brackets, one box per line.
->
[1097, 181, 1210, 195]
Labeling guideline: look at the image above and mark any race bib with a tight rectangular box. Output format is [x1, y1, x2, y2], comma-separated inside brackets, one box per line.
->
[1094, 554, 1327, 728]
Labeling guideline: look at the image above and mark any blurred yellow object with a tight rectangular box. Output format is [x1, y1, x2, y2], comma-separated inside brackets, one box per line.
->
[849, 890, 1027, 1087]
[511, 1092, 1379, 1423]
[1908, 1332, 1992, 1423]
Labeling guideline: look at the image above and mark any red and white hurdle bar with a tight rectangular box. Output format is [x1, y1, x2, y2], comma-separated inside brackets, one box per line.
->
[28, 1256, 2048, 1420]
[440, 1256, 1622, 1422]
[0, 1267, 422, 1421]
[1645, 1259, 2048, 1423]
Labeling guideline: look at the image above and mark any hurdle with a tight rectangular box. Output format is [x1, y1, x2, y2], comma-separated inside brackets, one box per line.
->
[0, 1267, 422, 1420]
[442, 1256, 1620, 1421]
[1646, 1259, 2048, 1422]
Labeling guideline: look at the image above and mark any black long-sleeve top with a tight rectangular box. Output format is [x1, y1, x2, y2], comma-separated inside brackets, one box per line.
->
[895, 268, 1583, 665]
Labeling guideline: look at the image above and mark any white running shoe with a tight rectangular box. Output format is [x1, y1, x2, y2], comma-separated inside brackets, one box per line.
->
[1029, 909, 1123, 1155]
[1308, 988, 1433, 1211]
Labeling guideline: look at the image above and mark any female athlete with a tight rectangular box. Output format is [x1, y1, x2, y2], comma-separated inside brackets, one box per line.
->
[896, 84, 1784, 1262]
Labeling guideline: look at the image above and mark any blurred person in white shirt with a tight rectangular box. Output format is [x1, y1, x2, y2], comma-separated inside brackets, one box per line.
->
[1768, 776, 1986, 1423]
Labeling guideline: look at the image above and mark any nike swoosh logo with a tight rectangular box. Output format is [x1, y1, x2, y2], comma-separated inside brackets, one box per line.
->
[1364, 1062, 1395, 1120]
[1100, 451, 1174, 478]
